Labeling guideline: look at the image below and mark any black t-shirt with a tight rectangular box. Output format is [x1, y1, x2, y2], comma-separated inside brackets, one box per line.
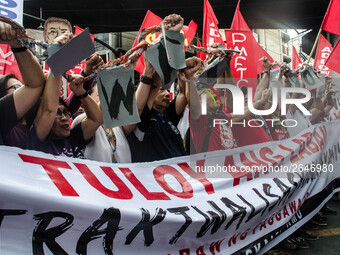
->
[127, 98, 185, 162]
[0, 94, 18, 145]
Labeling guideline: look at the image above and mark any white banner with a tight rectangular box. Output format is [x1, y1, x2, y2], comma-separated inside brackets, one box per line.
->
[1, 122, 340, 255]
[0, 0, 23, 25]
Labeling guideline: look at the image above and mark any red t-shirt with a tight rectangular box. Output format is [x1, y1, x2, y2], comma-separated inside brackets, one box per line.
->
[191, 112, 234, 153]
[232, 116, 271, 147]
[264, 115, 290, 141]
[270, 126, 290, 141]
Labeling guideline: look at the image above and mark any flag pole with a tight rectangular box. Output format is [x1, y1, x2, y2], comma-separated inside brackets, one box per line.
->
[306, 28, 322, 64]
[307, 0, 333, 64]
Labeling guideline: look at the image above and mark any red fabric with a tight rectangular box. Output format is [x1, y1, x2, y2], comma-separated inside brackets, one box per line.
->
[313, 34, 333, 76]
[291, 46, 302, 70]
[0, 44, 22, 81]
[256, 46, 276, 73]
[270, 126, 290, 141]
[73, 26, 95, 42]
[225, 30, 261, 90]
[321, 0, 340, 36]
[196, 39, 205, 60]
[203, 0, 225, 50]
[230, 0, 250, 31]
[133, 10, 197, 73]
[232, 116, 271, 147]
[182, 20, 198, 50]
[191, 112, 234, 153]
[225, 0, 274, 76]
[133, 10, 163, 74]
[263, 115, 290, 141]
[325, 38, 340, 73]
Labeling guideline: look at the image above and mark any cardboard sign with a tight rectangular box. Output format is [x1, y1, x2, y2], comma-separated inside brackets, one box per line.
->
[145, 41, 177, 89]
[0, 122, 339, 255]
[162, 29, 186, 70]
[145, 30, 186, 89]
[97, 67, 140, 128]
[301, 66, 324, 91]
[287, 72, 301, 88]
[269, 69, 280, 83]
[46, 28, 95, 78]
[198, 57, 228, 86]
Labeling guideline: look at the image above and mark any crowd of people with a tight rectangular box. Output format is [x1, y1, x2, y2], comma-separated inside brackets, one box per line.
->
[0, 13, 339, 255]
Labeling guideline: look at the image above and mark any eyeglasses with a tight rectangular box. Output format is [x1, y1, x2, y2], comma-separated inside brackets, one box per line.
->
[56, 108, 71, 119]
[6, 84, 21, 91]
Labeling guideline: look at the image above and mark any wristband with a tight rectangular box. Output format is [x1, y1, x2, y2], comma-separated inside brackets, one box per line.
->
[140, 75, 157, 88]
[262, 70, 270, 75]
[77, 91, 88, 99]
[11, 46, 27, 53]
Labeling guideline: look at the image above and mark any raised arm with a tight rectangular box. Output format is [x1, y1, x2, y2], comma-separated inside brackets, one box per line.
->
[163, 14, 186, 115]
[175, 75, 188, 115]
[68, 76, 103, 141]
[33, 72, 62, 141]
[254, 57, 272, 101]
[310, 94, 324, 123]
[33, 32, 73, 141]
[65, 53, 104, 115]
[231, 88, 272, 122]
[221, 52, 236, 110]
[321, 80, 335, 115]
[0, 21, 45, 119]
[180, 57, 202, 120]
[289, 75, 305, 114]
[135, 57, 161, 114]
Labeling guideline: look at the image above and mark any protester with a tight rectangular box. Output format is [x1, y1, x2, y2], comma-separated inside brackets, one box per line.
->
[72, 83, 132, 163]
[0, 21, 45, 146]
[185, 55, 272, 153]
[126, 14, 189, 162]
[286, 80, 324, 137]
[254, 59, 291, 141]
[26, 32, 103, 158]
[44, 17, 103, 115]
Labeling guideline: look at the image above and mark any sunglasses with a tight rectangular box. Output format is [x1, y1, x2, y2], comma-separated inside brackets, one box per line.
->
[6, 84, 21, 91]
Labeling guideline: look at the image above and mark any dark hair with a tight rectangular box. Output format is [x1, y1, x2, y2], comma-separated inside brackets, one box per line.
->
[43, 17, 72, 38]
[58, 97, 68, 109]
[0, 73, 19, 99]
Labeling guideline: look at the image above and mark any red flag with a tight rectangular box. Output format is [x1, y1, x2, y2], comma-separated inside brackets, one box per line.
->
[292, 46, 303, 70]
[133, 10, 196, 73]
[132, 10, 163, 74]
[73, 26, 95, 42]
[313, 34, 333, 76]
[0, 44, 22, 81]
[325, 38, 340, 73]
[182, 20, 198, 50]
[225, 30, 262, 90]
[228, 0, 274, 74]
[321, 0, 340, 36]
[203, 0, 225, 49]
[132, 10, 163, 48]
[230, 0, 250, 31]
[256, 46, 276, 73]
[196, 39, 205, 60]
